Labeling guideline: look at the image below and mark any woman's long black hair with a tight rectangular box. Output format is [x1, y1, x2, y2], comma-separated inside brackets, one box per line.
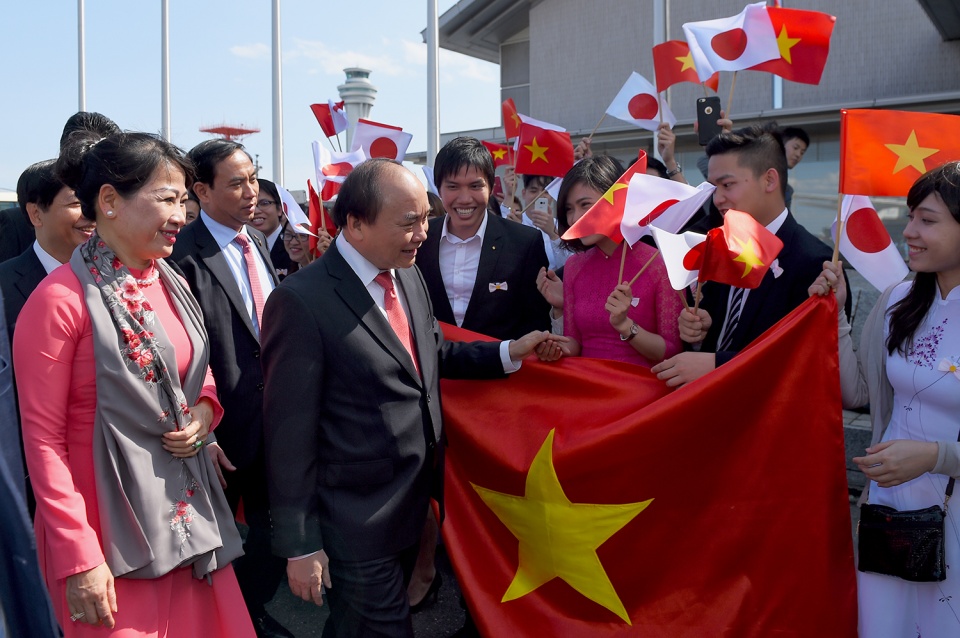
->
[886, 161, 960, 355]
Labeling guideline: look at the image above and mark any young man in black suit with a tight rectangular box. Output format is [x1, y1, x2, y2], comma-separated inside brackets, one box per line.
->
[170, 140, 290, 638]
[261, 159, 553, 638]
[416, 137, 551, 340]
[652, 124, 832, 388]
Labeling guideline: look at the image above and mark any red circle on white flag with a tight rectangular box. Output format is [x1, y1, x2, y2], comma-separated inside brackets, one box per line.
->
[322, 162, 353, 177]
[711, 28, 748, 61]
[627, 94, 659, 121]
[637, 199, 680, 227]
[683, 243, 706, 270]
[846, 207, 891, 254]
[369, 137, 399, 159]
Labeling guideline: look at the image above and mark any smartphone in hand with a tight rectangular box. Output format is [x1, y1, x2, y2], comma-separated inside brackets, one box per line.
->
[696, 96, 723, 146]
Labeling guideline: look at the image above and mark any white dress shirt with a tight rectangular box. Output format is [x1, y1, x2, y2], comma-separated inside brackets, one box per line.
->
[438, 213, 488, 327]
[336, 233, 519, 372]
[266, 226, 282, 252]
[200, 211, 275, 336]
[32, 241, 62, 275]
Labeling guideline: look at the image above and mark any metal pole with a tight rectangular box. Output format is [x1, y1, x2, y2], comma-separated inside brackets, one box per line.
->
[78, 0, 86, 111]
[652, 0, 666, 160]
[271, 0, 284, 184]
[426, 0, 440, 165]
[161, 0, 171, 141]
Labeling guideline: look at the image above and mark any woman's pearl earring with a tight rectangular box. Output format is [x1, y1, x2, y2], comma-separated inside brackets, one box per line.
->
[105, 210, 116, 218]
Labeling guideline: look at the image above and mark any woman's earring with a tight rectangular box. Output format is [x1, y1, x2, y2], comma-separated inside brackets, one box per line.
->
[105, 210, 116, 218]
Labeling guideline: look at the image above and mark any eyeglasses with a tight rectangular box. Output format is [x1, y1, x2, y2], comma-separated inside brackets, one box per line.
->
[281, 231, 306, 242]
[256, 199, 277, 209]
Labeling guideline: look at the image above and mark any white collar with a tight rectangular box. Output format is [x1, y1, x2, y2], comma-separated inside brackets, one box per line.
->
[766, 208, 789, 235]
[200, 210, 254, 249]
[335, 233, 392, 288]
[440, 210, 489, 244]
[32, 240, 63, 275]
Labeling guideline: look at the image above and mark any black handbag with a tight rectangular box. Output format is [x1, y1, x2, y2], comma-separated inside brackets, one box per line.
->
[857, 500, 948, 582]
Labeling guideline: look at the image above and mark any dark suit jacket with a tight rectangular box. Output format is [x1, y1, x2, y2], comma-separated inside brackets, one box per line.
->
[169, 218, 279, 470]
[696, 212, 833, 366]
[0, 248, 47, 348]
[261, 241, 503, 562]
[270, 234, 294, 280]
[417, 212, 550, 340]
[0, 207, 35, 264]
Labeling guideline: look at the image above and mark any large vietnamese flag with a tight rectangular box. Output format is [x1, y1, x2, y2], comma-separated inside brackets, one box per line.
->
[840, 109, 960, 197]
[652, 40, 720, 93]
[439, 294, 856, 636]
[747, 7, 836, 85]
[515, 123, 575, 178]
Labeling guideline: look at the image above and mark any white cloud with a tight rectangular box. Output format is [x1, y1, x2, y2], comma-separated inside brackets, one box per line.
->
[288, 38, 408, 76]
[400, 39, 498, 84]
[229, 43, 270, 59]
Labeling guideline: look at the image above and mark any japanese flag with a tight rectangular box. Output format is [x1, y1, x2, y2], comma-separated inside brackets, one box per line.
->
[350, 119, 412, 161]
[682, 2, 780, 82]
[620, 174, 715, 247]
[275, 184, 317, 237]
[605, 72, 676, 132]
[832, 194, 908, 292]
[650, 227, 707, 290]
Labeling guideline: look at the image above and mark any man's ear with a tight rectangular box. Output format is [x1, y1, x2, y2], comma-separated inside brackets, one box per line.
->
[25, 203, 43, 228]
[193, 181, 210, 206]
[763, 167, 781, 195]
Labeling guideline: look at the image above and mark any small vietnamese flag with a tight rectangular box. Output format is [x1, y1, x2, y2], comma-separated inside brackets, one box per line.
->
[562, 153, 648, 243]
[694, 210, 783, 289]
[840, 109, 960, 197]
[309, 100, 347, 138]
[605, 72, 676, 132]
[502, 98, 522, 140]
[747, 7, 836, 85]
[652, 41, 720, 93]
[515, 123, 574, 179]
[481, 140, 514, 168]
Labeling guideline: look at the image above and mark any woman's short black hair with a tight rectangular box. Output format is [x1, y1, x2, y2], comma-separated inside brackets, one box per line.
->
[57, 131, 194, 222]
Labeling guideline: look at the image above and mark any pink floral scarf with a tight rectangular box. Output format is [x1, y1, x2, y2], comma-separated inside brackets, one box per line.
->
[71, 233, 242, 579]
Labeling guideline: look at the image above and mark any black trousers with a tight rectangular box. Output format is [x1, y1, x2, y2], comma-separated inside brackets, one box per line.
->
[224, 448, 287, 616]
[322, 543, 420, 638]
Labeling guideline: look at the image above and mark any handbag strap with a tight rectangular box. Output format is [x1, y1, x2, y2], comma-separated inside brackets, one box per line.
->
[945, 429, 960, 510]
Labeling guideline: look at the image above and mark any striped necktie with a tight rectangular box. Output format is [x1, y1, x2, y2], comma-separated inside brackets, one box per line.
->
[717, 287, 745, 352]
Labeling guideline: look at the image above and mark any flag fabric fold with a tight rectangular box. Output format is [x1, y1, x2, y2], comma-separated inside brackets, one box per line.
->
[439, 295, 856, 637]
[312, 142, 367, 201]
[839, 109, 960, 197]
[502, 99, 522, 140]
[682, 1, 780, 82]
[832, 194, 908, 292]
[605, 72, 676, 132]
[650, 226, 706, 290]
[620, 176, 715, 247]
[309, 100, 348, 138]
[694, 210, 783, 288]
[746, 7, 836, 85]
[515, 124, 575, 179]
[350, 119, 412, 161]
[275, 184, 317, 237]
[652, 40, 720, 93]
[562, 153, 648, 243]
[307, 180, 337, 254]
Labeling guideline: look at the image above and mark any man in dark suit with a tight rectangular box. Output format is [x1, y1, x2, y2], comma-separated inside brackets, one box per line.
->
[170, 140, 290, 638]
[0, 206, 35, 263]
[261, 159, 552, 637]
[416, 137, 550, 341]
[652, 124, 832, 387]
[0, 160, 95, 516]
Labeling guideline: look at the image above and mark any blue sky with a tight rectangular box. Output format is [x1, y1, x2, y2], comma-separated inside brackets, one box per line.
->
[0, 0, 500, 191]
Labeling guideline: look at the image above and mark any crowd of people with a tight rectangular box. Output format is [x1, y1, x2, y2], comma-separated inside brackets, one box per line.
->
[1, 107, 958, 638]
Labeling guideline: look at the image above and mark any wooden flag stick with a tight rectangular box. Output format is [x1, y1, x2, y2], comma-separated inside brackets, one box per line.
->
[832, 195, 844, 264]
[335, 133, 343, 153]
[678, 289, 691, 310]
[627, 249, 660, 286]
[692, 281, 703, 315]
[587, 113, 607, 142]
[617, 241, 629, 284]
[725, 71, 738, 120]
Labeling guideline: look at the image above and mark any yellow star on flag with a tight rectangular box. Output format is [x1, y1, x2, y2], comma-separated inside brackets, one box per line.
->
[491, 148, 507, 160]
[775, 25, 801, 64]
[884, 130, 939, 175]
[676, 52, 695, 73]
[524, 137, 550, 164]
[600, 182, 628, 205]
[732, 236, 764, 277]
[511, 113, 521, 128]
[471, 429, 653, 624]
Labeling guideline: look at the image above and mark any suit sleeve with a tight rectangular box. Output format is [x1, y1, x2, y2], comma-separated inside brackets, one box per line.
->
[261, 285, 325, 556]
[519, 232, 551, 334]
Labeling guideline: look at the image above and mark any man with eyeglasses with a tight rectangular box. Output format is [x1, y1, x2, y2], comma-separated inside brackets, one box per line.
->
[255, 179, 293, 279]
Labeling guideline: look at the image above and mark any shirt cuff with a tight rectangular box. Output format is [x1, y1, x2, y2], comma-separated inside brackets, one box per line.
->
[288, 551, 320, 561]
[501, 340, 521, 374]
